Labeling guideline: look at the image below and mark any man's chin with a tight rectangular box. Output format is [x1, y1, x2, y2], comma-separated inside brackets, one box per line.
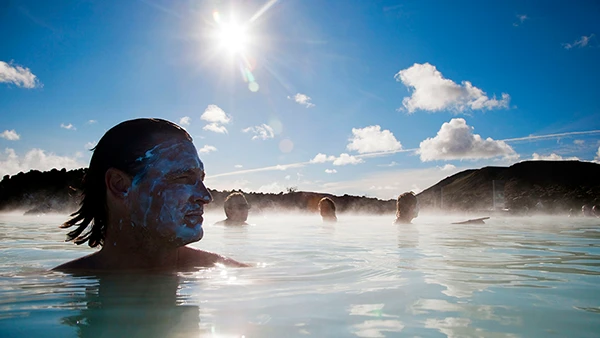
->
[172, 224, 204, 246]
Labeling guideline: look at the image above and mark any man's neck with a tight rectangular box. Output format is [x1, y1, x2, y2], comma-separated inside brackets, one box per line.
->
[101, 218, 181, 270]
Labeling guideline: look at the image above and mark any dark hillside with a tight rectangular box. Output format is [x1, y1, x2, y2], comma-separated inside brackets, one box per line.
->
[418, 161, 600, 213]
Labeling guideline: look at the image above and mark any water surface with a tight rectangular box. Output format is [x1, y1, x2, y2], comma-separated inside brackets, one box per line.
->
[0, 213, 599, 337]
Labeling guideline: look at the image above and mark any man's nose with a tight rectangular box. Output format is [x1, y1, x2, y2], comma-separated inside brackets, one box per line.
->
[193, 182, 213, 204]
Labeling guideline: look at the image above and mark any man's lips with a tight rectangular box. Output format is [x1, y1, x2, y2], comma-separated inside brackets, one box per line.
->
[184, 212, 204, 225]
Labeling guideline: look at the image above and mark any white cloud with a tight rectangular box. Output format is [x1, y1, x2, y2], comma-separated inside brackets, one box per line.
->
[333, 153, 364, 166]
[201, 105, 231, 133]
[84, 141, 97, 150]
[513, 14, 528, 27]
[284, 175, 291, 180]
[563, 34, 595, 49]
[395, 63, 510, 113]
[573, 139, 585, 145]
[595, 146, 600, 162]
[60, 123, 76, 131]
[179, 116, 191, 126]
[325, 169, 337, 174]
[0, 130, 20, 141]
[242, 124, 275, 140]
[418, 118, 517, 161]
[198, 145, 217, 154]
[234, 164, 243, 168]
[0, 148, 84, 177]
[87, 120, 97, 124]
[439, 164, 456, 171]
[309, 153, 363, 165]
[531, 153, 579, 161]
[288, 93, 315, 108]
[0, 61, 41, 88]
[378, 161, 399, 167]
[203, 123, 228, 134]
[201, 105, 231, 124]
[347, 125, 402, 154]
[310, 153, 336, 163]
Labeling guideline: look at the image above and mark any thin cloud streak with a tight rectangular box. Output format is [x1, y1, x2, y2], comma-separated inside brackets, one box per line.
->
[501, 130, 600, 143]
[210, 162, 309, 178]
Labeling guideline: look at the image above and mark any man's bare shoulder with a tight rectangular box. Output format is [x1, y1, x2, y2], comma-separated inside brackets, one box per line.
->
[178, 247, 249, 268]
[52, 252, 102, 271]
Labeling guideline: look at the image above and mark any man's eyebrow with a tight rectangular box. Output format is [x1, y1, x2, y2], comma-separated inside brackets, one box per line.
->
[166, 168, 193, 176]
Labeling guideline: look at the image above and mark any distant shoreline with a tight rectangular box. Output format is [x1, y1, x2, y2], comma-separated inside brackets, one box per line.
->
[1, 160, 599, 216]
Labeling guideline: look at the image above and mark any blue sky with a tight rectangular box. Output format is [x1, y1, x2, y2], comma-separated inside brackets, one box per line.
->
[1, 0, 599, 199]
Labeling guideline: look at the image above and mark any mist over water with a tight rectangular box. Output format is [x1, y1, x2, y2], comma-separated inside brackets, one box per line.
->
[1, 213, 599, 337]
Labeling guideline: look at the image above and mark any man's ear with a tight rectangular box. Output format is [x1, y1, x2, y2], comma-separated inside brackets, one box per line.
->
[105, 168, 132, 199]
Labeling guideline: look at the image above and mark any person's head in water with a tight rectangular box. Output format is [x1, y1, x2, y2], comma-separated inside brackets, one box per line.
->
[593, 205, 600, 217]
[54, 118, 245, 270]
[582, 204, 593, 217]
[221, 192, 250, 225]
[318, 197, 337, 222]
[61, 118, 211, 248]
[395, 192, 418, 224]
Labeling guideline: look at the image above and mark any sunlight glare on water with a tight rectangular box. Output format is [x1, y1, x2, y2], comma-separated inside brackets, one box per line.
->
[0, 213, 599, 337]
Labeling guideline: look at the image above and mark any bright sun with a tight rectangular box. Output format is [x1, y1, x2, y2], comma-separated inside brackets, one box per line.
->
[217, 16, 248, 54]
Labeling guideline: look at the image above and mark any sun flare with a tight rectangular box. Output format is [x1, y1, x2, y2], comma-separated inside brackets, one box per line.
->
[209, 9, 263, 91]
[217, 22, 248, 54]
[212, 12, 249, 55]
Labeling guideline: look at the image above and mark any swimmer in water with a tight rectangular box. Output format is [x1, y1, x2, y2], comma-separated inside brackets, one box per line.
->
[318, 197, 337, 223]
[395, 192, 418, 224]
[214, 192, 250, 226]
[582, 204, 593, 217]
[54, 118, 246, 271]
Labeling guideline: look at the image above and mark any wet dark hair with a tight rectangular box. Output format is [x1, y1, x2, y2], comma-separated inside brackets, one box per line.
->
[318, 197, 336, 212]
[60, 118, 192, 247]
[396, 192, 417, 219]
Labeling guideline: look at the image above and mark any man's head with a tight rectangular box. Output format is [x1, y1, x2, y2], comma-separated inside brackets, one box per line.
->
[223, 192, 250, 224]
[396, 192, 418, 224]
[318, 197, 337, 222]
[582, 204, 592, 217]
[61, 118, 212, 248]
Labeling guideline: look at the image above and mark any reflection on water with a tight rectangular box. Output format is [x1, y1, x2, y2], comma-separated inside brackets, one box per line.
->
[60, 274, 201, 338]
[0, 214, 599, 337]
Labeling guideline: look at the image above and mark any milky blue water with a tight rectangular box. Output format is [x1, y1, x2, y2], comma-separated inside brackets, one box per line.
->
[0, 213, 599, 337]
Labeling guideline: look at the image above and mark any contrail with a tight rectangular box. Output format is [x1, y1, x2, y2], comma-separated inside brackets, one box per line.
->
[209, 162, 308, 178]
[501, 130, 600, 142]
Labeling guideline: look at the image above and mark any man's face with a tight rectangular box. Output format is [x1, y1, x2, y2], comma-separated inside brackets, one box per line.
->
[126, 138, 212, 247]
[225, 198, 249, 223]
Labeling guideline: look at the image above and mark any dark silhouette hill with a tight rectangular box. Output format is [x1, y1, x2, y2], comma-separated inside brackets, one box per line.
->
[417, 160, 600, 213]
[0, 169, 396, 215]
